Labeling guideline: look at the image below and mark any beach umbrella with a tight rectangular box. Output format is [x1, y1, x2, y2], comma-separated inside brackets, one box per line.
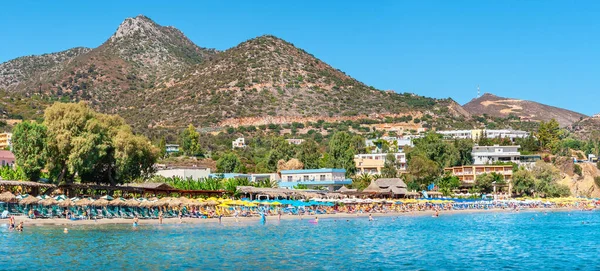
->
[125, 199, 140, 207]
[92, 198, 110, 207]
[204, 200, 218, 206]
[58, 199, 73, 208]
[19, 196, 40, 205]
[217, 203, 229, 208]
[0, 191, 16, 203]
[168, 198, 182, 208]
[270, 201, 282, 206]
[39, 198, 59, 207]
[54, 195, 67, 201]
[75, 198, 93, 206]
[110, 198, 125, 206]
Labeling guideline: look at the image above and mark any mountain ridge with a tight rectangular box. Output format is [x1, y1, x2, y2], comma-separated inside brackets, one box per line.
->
[463, 93, 586, 127]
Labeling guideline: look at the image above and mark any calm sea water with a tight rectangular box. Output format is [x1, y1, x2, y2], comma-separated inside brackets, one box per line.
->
[1, 211, 600, 270]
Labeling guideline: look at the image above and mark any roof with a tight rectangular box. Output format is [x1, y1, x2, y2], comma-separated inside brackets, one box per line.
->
[362, 178, 408, 195]
[125, 182, 174, 190]
[0, 180, 55, 188]
[280, 168, 346, 174]
[336, 186, 358, 193]
[0, 150, 15, 160]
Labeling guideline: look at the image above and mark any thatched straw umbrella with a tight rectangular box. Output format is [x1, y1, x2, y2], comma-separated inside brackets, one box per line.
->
[19, 196, 40, 205]
[39, 198, 59, 207]
[0, 191, 17, 203]
[168, 198, 182, 208]
[204, 200, 218, 206]
[140, 200, 156, 208]
[124, 199, 140, 207]
[92, 198, 110, 207]
[58, 199, 73, 208]
[109, 198, 125, 206]
[75, 198, 93, 206]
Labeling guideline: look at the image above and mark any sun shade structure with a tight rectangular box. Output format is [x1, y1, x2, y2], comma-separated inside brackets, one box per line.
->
[39, 198, 59, 206]
[58, 199, 73, 207]
[19, 196, 40, 205]
[0, 191, 16, 203]
[362, 178, 409, 198]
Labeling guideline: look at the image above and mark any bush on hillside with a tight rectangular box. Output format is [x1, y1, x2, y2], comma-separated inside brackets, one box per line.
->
[574, 164, 582, 176]
[595, 176, 600, 188]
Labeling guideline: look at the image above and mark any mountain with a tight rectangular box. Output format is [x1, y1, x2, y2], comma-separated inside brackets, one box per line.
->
[0, 15, 466, 134]
[463, 93, 586, 127]
[571, 115, 600, 140]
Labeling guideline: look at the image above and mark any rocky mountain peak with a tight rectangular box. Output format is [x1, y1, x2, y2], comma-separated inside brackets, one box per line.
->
[109, 15, 163, 42]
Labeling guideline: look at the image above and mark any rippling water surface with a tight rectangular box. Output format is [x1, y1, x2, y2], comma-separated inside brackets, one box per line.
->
[1, 211, 600, 270]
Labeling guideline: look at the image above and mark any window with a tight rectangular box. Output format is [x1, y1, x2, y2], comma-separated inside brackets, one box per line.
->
[320, 175, 325, 181]
[303, 175, 309, 181]
[287, 176, 292, 182]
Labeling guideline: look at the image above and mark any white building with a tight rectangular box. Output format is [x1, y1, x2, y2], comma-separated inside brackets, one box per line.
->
[286, 139, 305, 145]
[232, 138, 246, 149]
[365, 137, 413, 153]
[354, 152, 407, 174]
[472, 145, 521, 165]
[165, 144, 179, 154]
[155, 167, 212, 179]
[438, 129, 530, 142]
[278, 169, 351, 191]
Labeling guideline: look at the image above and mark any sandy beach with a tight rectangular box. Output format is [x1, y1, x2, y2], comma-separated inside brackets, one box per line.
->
[2, 207, 576, 227]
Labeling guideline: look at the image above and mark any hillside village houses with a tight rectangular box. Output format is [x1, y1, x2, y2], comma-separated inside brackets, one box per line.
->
[278, 168, 351, 191]
[365, 136, 413, 153]
[232, 137, 246, 149]
[438, 129, 529, 142]
[354, 153, 407, 175]
[285, 139, 305, 145]
[0, 132, 12, 150]
[472, 145, 521, 165]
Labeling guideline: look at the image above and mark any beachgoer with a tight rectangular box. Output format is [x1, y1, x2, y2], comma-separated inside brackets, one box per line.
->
[28, 209, 34, 219]
[278, 212, 281, 221]
[158, 211, 163, 224]
[16, 222, 23, 232]
[133, 216, 139, 227]
[64, 228, 68, 233]
[218, 215, 222, 224]
[369, 214, 373, 221]
[434, 210, 439, 217]
[9, 216, 15, 230]
[315, 217, 319, 223]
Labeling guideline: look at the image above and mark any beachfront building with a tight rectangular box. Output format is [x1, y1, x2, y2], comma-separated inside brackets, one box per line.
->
[365, 137, 413, 153]
[362, 178, 408, 198]
[0, 133, 12, 150]
[156, 167, 211, 180]
[444, 165, 513, 186]
[165, 144, 180, 154]
[278, 168, 351, 192]
[472, 145, 521, 165]
[232, 137, 246, 149]
[438, 129, 529, 142]
[286, 139, 305, 145]
[0, 150, 15, 168]
[354, 153, 407, 175]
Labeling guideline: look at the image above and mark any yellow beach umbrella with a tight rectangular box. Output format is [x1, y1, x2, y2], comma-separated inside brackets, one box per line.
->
[244, 203, 258, 207]
[270, 201, 282, 206]
[217, 203, 229, 208]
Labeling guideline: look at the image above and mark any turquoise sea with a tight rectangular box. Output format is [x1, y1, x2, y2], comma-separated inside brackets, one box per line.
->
[1, 210, 600, 270]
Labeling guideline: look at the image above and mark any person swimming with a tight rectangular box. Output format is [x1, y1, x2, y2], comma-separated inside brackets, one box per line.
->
[16, 222, 23, 232]
[133, 216, 139, 227]
[260, 212, 266, 224]
[64, 228, 68, 233]
[315, 217, 319, 223]
[369, 214, 373, 221]
[433, 210, 439, 217]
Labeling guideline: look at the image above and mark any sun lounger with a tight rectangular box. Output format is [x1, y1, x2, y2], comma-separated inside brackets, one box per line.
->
[1, 210, 8, 219]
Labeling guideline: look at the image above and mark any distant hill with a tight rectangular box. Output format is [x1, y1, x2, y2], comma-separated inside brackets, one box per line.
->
[0, 15, 467, 135]
[570, 115, 600, 140]
[463, 93, 586, 127]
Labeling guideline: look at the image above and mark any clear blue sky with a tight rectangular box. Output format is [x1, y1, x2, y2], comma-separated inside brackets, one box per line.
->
[1, 0, 598, 115]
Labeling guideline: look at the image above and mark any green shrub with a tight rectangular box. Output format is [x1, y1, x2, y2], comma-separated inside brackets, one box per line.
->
[595, 176, 600, 188]
[574, 164, 582, 176]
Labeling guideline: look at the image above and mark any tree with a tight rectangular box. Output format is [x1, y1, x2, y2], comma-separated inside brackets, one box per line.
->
[352, 173, 374, 190]
[410, 132, 459, 168]
[437, 173, 460, 196]
[11, 121, 47, 181]
[265, 137, 296, 171]
[381, 153, 398, 178]
[326, 132, 358, 176]
[216, 152, 244, 173]
[454, 139, 473, 166]
[512, 169, 535, 196]
[180, 124, 203, 156]
[296, 139, 321, 169]
[157, 137, 166, 158]
[406, 154, 439, 189]
[475, 173, 500, 194]
[43, 102, 158, 185]
[537, 119, 560, 151]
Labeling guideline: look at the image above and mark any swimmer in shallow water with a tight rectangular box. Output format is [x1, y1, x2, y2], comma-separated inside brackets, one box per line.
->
[369, 214, 373, 221]
[133, 216, 139, 227]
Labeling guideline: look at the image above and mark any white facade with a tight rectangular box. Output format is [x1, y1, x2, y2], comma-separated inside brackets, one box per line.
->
[232, 138, 246, 149]
[165, 144, 179, 154]
[286, 139, 305, 145]
[279, 169, 351, 191]
[365, 137, 413, 153]
[472, 145, 521, 165]
[438, 129, 530, 141]
[156, 168, 211, 180]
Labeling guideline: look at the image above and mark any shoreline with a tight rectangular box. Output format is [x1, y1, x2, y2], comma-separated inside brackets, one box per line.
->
[2, 207, 580, 227]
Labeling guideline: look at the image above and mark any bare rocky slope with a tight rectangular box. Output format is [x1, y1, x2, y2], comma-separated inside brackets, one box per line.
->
[463, 93, 586, 127]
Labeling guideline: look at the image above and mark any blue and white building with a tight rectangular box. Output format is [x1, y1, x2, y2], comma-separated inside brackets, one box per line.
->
[278, 168, 351, 191]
